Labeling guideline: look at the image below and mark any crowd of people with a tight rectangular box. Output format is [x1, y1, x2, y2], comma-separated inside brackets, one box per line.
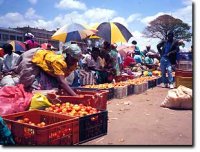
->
[0, 31, 189, 95]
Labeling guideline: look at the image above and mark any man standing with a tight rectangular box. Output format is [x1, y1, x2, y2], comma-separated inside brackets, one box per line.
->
[157, 31, 179, 89]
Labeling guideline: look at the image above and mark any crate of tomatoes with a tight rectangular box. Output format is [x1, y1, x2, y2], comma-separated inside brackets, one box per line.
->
[2, 110, 79, 145]
[45, 97, 108, 144]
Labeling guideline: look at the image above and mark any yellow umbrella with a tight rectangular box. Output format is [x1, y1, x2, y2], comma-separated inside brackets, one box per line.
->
[51, 23, 97, 42]
[95, 22, 133, 44]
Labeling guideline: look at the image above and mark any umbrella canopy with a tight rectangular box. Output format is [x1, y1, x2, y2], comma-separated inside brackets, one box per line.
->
[8, 40, 26, 53]
[96, 22, 133, 44]
[41, 43, 56, 50]
[51, 23, 96, 42]
[117, 43, 135, 59]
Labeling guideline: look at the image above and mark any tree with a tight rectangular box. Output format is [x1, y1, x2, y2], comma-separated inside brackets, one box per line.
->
[143, 14, 192, 42]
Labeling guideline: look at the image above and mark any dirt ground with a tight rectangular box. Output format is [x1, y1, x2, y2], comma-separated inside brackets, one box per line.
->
[82, 85, 193, 145]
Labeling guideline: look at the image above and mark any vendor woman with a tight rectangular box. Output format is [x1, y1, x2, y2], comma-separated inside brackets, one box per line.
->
[14, 44, 82, 96]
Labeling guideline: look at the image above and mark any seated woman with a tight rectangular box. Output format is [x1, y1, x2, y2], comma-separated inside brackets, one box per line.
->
[14, 44, 82, 96]
[123, 51, 136, 69]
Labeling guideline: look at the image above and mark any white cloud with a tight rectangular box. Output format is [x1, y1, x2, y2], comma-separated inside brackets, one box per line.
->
[55, 0, 87, 10]
[25, 8, 42, 20]
[182, 0, 193, 5]
[141, 12, 165, 25]
[111, 17, 128, 27]
[28, 0, 37, 5]
[131, 31, 160, 52]
[127, 13, 141, 23]
[84, 8, 116, 23]
[140, 2, 192, 26]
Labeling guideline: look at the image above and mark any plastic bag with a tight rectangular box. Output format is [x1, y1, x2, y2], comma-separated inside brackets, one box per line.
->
[160, 85, 192, 109]
[0, 84, 33, 116]
[29, 93, 52, 110]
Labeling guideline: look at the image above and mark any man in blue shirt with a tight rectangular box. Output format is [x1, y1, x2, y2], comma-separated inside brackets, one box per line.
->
[157, 31, 179, 89]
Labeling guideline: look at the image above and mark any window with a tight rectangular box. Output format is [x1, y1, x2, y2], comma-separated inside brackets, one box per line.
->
[17, 36, 23, 41]
[2, 34, 9, 41]
[10, 35, 16, 40]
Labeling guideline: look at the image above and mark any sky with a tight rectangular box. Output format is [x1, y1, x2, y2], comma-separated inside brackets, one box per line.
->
[0, 0, 193, 51]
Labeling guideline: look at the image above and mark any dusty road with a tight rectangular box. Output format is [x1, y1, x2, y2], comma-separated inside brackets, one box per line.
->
[82, 86, 193, 145]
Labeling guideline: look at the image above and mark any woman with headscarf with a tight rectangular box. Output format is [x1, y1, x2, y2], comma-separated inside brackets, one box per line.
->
[14, 43, 82, 96]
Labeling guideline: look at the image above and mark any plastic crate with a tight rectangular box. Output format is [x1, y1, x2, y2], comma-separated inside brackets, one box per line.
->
[175, 76, 193, 89]
[127, 84, 135, 96]
[177, 52, 192, 61]
[175, 70, 192, 77]
[177, 60, 192, 71]
[156, 77, 162, 85]
[148, 79, 157, 89]
[114, 75, 134, 82]
[79, 110, 108, 144]
[114, 86, 127, 99]
[75, 87, 114, 101]
[2, 110, 79, 145]
[74, 89, 108, 110]
[102, 88, 114, 100]
[142, 82, 148, 92]
[134, 84, 143, 94]
[46, 97, 108, 144]
[47, 92, 96, 108]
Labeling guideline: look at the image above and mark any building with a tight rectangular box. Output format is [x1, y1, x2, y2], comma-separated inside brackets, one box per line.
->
[0, 26, 59, 48]
[14, 26, 59, 48]
[0, 27, 24, 47]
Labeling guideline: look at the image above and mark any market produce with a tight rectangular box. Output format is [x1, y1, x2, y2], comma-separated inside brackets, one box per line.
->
[45, 102, 99, 117]
[16, 117, 46, 127]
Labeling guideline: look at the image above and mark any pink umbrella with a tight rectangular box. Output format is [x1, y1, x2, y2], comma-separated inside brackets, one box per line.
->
[117, 44, 135, 59]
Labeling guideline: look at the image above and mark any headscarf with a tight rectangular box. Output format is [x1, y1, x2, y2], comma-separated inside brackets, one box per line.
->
[63, 43, 82, 60]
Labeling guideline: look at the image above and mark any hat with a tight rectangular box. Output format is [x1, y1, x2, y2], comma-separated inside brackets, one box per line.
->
[25, 33, 34, 38]
[63, 43, 82, 60]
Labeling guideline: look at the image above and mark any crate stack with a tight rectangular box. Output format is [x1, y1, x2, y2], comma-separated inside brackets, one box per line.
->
[175, 52, 193, 89]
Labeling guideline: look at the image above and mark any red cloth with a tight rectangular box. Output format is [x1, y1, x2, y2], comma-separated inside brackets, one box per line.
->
[123, 56, 135, 68]
[24, 40, 39, 50]
[0, 84, 33, 116]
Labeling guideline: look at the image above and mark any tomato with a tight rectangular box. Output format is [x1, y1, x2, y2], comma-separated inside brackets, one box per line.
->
[23, 117, 30, 123]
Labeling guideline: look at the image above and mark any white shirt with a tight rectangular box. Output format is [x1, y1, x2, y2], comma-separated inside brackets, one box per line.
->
[3, 52, 20, 72]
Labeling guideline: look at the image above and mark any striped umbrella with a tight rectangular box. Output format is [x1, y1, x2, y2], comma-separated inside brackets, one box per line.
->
[51, 23, 97, 42]
[96, 22, 133, 44]
[8, 40, 26, 53]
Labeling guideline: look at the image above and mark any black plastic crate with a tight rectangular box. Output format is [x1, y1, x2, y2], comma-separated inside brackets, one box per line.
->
[102, 88, 114, 100]
[79, 110, 108, 144]
[148, 79, 157, 89]
[156, 77, 162, 85]
[127, 85, 135, 96]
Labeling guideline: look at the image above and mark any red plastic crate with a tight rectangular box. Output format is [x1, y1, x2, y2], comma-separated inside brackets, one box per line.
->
[3, 110, 79, 145]
[74, 89, 108, 110]
[44, 97, 108, 144]
[175, 70, 192, 77]
[47, 90, 108, 110]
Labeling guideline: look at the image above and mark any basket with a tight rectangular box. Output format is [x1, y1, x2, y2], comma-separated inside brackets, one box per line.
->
[2, 110, 79, 145]
[175, 76, 193, 89]
[114, 86, 128, 99]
